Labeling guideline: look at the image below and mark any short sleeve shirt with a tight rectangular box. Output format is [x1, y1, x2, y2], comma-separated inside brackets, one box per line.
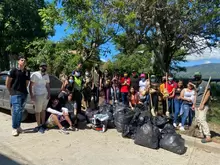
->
[8, 68, 30, 95]
[195, 81, 210, 106]
[30, 71, 50, 95]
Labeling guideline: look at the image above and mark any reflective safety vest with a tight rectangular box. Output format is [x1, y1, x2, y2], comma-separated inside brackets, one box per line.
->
[74, 76, 82, 91]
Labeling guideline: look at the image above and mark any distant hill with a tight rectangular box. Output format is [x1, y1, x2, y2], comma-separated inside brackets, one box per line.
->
[176, 63, 220, 79]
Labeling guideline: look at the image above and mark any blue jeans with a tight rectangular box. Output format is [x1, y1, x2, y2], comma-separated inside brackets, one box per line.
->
[111, 88, 119, 102]
[121, 92, 128, 105]
[168, 98, 174, 115]
[11, 94, 27, 129]
[181, 103, 193, 126]
[173, 98, 182, 124]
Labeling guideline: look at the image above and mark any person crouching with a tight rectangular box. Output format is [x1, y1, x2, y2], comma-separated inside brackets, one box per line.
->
[45, 98, 75, 134]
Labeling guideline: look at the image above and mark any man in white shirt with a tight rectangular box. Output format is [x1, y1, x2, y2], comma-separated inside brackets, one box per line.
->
[29, 62, 50, 133]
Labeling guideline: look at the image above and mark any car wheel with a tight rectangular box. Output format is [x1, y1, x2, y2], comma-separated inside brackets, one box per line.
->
[10, 108, 29, 122]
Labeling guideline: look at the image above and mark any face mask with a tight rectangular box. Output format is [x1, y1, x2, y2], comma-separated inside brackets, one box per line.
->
[41, 68, 46, 73]
[75, 72, 80, 77]
[85, 72, 89, 76]
[69, 79, 73, 84]
[168, 77, 173, 81]
[124, 74, 128, 77]
[141, 78, 145, 81]
[151, 78, 156, 82]
[104, 72, 108, 75]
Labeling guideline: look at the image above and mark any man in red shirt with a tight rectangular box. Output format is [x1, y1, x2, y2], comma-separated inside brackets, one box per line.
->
[164, 74, 177, 115]
[120, 71, 131, 105]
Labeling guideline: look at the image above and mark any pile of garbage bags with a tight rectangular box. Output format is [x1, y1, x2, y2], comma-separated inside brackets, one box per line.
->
[85, 103, 187, 155]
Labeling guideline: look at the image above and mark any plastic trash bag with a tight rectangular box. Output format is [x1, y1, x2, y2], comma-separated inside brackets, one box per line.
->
[159, 133, 187, 155]
[85, 108, 99, 123]
[152, 116, 168, 129]
[161, 123, 176, 135]
[99, 104, 115, 128]
[113, 103, 128, 113]
[122, 124, 137, 139]
[134, 121, 160, 149]
[114, 109, 135, 132]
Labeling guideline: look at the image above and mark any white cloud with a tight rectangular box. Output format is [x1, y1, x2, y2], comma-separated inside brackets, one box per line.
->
[100, 58, 107, 62]
[186, 47, 220, 61]
[185, 37, 220, 61]
[204, 60, 211, 64]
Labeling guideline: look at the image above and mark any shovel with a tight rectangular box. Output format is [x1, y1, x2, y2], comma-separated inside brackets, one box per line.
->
[165, 73, 170, 117]
[148, 74, 156, 116]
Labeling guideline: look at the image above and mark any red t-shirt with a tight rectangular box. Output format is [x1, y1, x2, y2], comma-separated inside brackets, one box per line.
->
[164, 81, 177, 94]
[120, 77, 131, 93]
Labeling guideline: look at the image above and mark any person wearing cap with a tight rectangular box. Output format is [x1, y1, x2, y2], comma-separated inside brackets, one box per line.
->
[139, 73, 149, 102]
[102, 69, 111, 104]
[120, 71, 131, 105]
[130, 70, 139, 92]
[6, 56, 30, 136]
[193, 72, 212, 143]
[29, 62, 50, 133]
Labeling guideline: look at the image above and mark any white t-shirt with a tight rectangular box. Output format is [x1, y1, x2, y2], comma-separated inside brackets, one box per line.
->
[31, 71, 50, 95]
[139, 79, 148, 91]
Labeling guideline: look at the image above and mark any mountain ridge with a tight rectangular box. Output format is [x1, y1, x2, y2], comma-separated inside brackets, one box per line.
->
[176, 63, 220, 79]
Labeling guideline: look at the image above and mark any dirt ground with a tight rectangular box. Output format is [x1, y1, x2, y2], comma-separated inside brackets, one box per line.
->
[1, 107, 220, 165]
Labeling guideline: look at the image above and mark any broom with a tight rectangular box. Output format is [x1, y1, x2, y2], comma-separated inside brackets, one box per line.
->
[148, 74, 156, 116]
[165, 73, 170, 117]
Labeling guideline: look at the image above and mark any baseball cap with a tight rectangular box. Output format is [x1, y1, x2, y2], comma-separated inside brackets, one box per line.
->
[40, 62, 47, 67]
[151, 75, 156, 78]
[140, 73, 146, 78]
[194, 72, 201, 77]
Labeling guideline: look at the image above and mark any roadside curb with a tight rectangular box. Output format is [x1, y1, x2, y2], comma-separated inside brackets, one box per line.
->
[182, 134, 220, 154]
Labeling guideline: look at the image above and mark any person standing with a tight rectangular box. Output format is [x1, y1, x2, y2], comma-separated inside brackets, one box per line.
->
[102, 69, 111, 104]
[73, 70, 83, 114]
[193, 72, 212, 143]
[29, 62, 50, 133]
[173, 80, 184, 127]
[6, 56, 30, 136]
[120, 71, 131, 105]
[111, 73, 120, 103]
[91, 64, 102, 107]
[130, 70, 139, 92]
[149, 75, 159, 113]
[160, 76, 167, 114]
[139, 73, 148, 102]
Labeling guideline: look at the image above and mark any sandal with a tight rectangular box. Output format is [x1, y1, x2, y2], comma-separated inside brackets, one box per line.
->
[201, 138, 212, 143]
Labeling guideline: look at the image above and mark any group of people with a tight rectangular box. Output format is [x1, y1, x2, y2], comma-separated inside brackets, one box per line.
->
[5, 56, 212, 143]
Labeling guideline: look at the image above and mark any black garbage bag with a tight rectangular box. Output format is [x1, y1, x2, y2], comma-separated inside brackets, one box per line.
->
[99, 103, 113, 113]
[159, 133, 187, 155]
[138, 111, 151, 126]
[122, 124, 137, 139]
[134, 121, 160, 149]
[114, 109, 135, 132]
[161, 123, 176, 135]
[85, 108, 99, 123]
[135, 103, 148, 111]
[152, 116, 168, 129]
[113, 103, 128, 113]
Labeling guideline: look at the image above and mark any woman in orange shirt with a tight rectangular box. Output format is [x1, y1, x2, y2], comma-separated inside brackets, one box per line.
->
[128, 86, 139, 110]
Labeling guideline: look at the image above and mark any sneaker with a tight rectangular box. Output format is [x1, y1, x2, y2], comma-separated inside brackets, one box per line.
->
[12, 129, 18, 136]
[178, 123, 182, 127]
[68, 126, 78, 131]
[33, 127, 40, 132]
[179, 126, 185, 131]
[173, 123, 177, 128]
[59, 128, 69, 135]
[38, 127, 45, 134]
[17, 127, 23, 134]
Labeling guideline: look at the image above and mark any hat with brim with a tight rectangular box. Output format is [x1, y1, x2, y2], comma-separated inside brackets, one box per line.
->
[194, 72, 201, 77]
[40, 62, 47, 67]
[140, 73, 146, 78]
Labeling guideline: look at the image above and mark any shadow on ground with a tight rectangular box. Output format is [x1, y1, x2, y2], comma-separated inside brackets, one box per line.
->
[0, 154, 22, 165]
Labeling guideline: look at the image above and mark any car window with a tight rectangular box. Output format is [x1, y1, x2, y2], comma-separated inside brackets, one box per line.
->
[49, 75, 62, 88]
[0, 74, 7, 85]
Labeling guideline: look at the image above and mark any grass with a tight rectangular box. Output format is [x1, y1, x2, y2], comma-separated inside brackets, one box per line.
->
[208, 99, 220, 125]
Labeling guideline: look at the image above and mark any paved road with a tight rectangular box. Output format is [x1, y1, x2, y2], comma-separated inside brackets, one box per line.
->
[0, 109, 220, 165]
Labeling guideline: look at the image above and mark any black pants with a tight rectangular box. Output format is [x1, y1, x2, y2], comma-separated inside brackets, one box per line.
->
[74, 89, 82, 114]
[92, 86, 100, 107]
[149, 93, 159, 112]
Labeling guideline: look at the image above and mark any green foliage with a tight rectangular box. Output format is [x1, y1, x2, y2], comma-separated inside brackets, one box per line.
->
[0, 0, 48, 70]
[104, 0, 220, 73]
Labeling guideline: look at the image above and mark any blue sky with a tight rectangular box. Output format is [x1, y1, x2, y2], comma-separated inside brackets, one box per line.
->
[50, 25, 220, 67]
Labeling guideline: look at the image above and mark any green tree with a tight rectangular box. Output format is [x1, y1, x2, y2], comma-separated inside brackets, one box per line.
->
[0, 0, 48, 70]
[39, 0, 118, 64]
[104, 0, 220, 73]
